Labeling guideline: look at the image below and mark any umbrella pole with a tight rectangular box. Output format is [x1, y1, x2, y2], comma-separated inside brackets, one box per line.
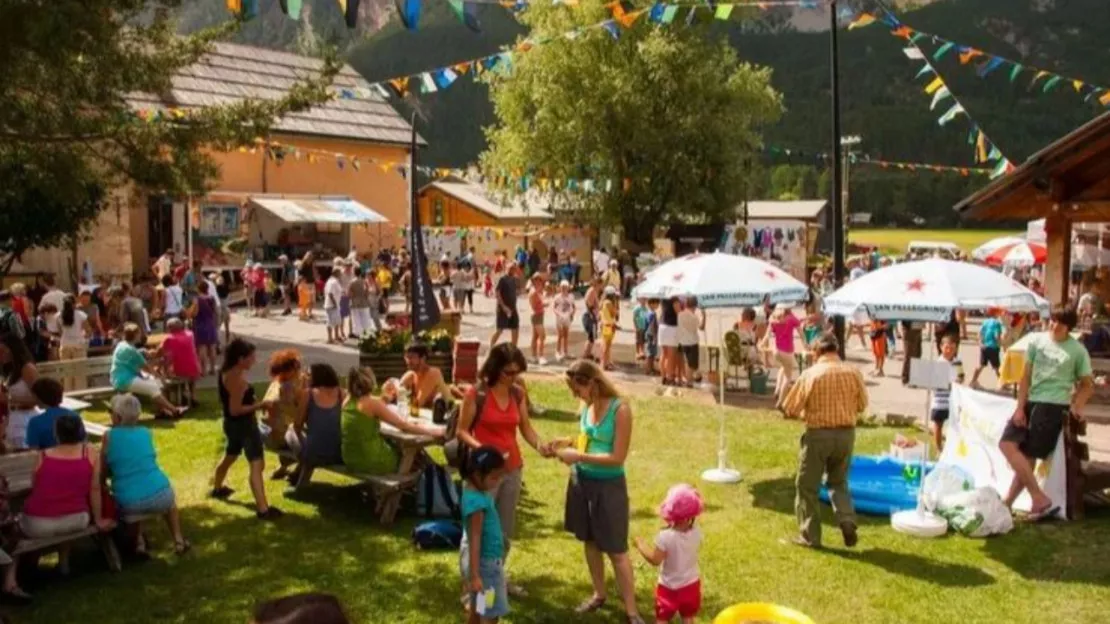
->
[702, 312, 742, 484]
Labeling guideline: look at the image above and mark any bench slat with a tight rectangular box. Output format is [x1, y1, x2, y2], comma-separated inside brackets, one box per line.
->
[12, 526, 100, 555]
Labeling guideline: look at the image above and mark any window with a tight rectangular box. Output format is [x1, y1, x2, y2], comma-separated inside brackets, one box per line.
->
[199, 204, 240, 237]
[433, 197, 445, 226]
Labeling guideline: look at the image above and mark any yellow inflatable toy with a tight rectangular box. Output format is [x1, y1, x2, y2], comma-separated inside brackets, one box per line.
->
[714, 603, 816, 624]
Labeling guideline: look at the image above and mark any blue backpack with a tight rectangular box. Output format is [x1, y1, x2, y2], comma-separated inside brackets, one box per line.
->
[415, 462, 461, 518]
[412, 520, 462, 550]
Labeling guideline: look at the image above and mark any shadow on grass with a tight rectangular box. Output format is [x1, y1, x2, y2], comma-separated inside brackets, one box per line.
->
[825, 548, 994, 588]
[981, 508, 1110, 584]
[749, 476, 891, 529]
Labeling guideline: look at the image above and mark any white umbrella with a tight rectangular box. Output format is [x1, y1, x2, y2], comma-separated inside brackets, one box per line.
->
[971, 236, 1028, 261]
[978, 240, 1047, 267]
[824, 258, 1049, 322]
[633, 251, 808, 305]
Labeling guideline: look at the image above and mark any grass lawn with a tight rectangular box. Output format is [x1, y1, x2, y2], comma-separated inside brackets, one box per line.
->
[849, 229, 1023, 255]
[19, 380, 1110, 624]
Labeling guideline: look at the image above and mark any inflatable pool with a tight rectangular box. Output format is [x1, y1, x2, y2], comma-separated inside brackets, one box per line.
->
[819, 455, 935, 516]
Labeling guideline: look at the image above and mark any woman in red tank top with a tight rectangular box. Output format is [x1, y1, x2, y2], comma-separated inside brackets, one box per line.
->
[455, 343, 554, 596]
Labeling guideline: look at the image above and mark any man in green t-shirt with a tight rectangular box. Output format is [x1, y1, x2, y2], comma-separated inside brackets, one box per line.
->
[1001, 305, 1093, 520]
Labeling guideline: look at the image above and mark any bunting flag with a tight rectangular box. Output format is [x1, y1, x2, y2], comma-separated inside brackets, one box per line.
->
[338, 0, 361, 28]
[279, 0, 302, 19]
[226, 0, 257, 19]
[847, 13, 875, 29]
[394, 0, 421, 29]
[937, 103, 964, 126]
[448, 0, 481, 31]
[929, 86, 950, 110]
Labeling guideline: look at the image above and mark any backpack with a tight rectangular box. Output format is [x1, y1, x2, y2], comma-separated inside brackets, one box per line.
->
[443, 384, 524, 469]
[412, 519, 462, 550]
[415, 462, 461, 518]
[0, 308, 24, 341]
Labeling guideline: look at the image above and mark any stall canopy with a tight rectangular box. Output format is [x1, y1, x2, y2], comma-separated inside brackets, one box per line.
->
[249, 195, 389, 224]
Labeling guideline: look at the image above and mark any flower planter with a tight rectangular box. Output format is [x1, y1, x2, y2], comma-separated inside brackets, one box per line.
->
[358, 351, 455, 383]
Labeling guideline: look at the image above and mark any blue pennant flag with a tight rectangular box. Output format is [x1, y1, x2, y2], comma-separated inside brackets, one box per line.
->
[602, 20, 620, 39]
[394, 0, 421, 29]
[448, 0, 481, 32]
[648, 1, 665, 23]
[977, 57, 1005, 78]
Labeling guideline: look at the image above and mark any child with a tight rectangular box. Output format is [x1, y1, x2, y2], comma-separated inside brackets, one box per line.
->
[869, 318, 888, 377]
[263, 349, 304, 480]
[552, 281, 576, 361]
[600, 286, 619, 371]
[645, 299, 660, 375]
[970, 308, 1003, 388]
[633, 298, 648, 361]
[930, 335, 964, 452]
[635, 484, 704, 624]
[297, 276, 313, 322]
[26, 377, 86, 449]
[801, 312, 823, 367]
[159, 318, 201, 406]
[528, 274, 547, 365]
[460, 446, 509, 624]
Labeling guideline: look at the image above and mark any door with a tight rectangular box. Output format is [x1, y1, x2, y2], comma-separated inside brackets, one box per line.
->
[148, 196, 174, 262]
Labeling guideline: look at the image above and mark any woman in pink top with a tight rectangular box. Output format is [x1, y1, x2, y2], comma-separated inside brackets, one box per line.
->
[768, 304, 802, 408]
[7, 413, 113, 600]
[159, 317, 201, 406]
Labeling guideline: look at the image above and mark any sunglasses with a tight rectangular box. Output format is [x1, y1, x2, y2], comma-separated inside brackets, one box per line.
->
[502, 367, 522, 378]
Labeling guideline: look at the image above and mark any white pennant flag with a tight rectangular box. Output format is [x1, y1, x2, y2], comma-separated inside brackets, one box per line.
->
[930, 86, 951, 110]
[903, 47, 924, 60]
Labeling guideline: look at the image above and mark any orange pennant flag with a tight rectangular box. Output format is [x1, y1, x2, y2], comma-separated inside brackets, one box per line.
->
[390, 77, 409, 96]
[958, 48, 983, 65]
[960, 168, 969, 176]
[890, 25, 912, 39]
[1100, 91, 1110, 106]
[454, 62, 471, 75]
[617, 8, 644, 28]
[848, 14, 876, 30]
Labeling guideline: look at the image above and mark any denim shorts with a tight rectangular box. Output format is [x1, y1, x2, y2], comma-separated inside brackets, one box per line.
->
[120, 487, 176, 520]
[459, 557, 509, 619]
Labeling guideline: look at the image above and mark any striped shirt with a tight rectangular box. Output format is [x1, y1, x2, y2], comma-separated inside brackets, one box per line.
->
[782, 355, 868, 429]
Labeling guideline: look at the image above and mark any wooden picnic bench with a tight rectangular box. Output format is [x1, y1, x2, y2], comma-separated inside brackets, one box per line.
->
[37, 355, 187, 407]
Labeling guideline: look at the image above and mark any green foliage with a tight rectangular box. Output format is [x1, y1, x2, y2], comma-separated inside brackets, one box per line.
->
[358, 327, 452, 354]
[477, 0, 782, 246]
[0, 0, 341, 273]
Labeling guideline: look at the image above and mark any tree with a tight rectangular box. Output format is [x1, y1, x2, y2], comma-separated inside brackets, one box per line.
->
[0, 1, 340, 274]
[793, 166, 818, 199]
[479, 0, 782, 247]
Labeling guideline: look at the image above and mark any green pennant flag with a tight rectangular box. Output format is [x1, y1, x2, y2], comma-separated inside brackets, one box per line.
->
[1042, 75, 1062, 93]
[1009, 64, 1023, 82]
[910, 32, 926, 43]
[661, 5, 678, 23]
[915, 64, 935, 79]
[933, 42, 954, 61]
[714, 4, 734, 19]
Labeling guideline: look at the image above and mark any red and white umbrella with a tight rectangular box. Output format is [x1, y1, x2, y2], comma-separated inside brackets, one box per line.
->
[974, 239, 1047, 267]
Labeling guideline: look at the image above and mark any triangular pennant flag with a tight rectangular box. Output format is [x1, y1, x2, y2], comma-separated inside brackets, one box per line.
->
[227, 0, 241, 14]
[958, 48, 983, 65]
[987, 145, 1003, 161]
[393, 0, 421, 29]
[937, 103, 964, 126]
[279, 0, 302, 18]
[930, 86, 951, 110]
[661, 5, 678, 23]
[915, 64, 935, 79]
[433, 67, 458, 89]
[847, 12, 875, 29]
[389, 77, 409, 96]
[975, 131, 987, 163]
[933, 42, 954, 60]
[1100, 91, 1110, 106]
[891, 25, 912, 39]
[714, 4, 733, 19]
[601, 20, 620, 39]
[976, 56, 1004, 78]
[903, 47, 924, 60]
[1042, 75, 1062, 93]
[352, 157, 361, 172]
[990, 159, 1010, 180]
[924, 77, 945, 94]
[685, 5, 698, 26]
[1073, 79, 1085, 92]
[1029, 70, 1049, 87]
[447, 0, 481, 31]
[338, 0, 360, 28]
[649, 1, 665, 23]
[371, 83, 391, 99]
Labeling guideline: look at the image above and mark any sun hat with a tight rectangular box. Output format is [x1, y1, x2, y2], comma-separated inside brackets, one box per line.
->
[659, 483, 704, 525]
[559, 280, 570, 288]
[604, 285, 618, 296]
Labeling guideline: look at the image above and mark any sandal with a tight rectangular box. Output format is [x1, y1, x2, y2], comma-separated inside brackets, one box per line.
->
[1025, 505, 1060, 523]
[209, 486, 234, 500]
[574, 595, 606, 614]
[174, 539, 192, 555]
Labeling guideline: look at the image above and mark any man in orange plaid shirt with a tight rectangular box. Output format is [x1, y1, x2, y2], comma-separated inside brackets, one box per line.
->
[781, 333, 868, 549]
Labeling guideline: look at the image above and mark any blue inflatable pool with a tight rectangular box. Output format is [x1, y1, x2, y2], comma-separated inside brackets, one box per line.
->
[819, 455, 935, 516]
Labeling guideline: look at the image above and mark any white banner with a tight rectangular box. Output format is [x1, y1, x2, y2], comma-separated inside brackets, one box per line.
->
[945, 385, 1067, 519]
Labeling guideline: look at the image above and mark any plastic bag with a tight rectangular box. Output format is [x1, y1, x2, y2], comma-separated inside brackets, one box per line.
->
[921, 463, 974, 512]
[937, 487, 1014, 537]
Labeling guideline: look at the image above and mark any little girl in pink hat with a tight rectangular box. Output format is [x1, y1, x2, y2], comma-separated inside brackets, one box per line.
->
[634, 484, 705, 624]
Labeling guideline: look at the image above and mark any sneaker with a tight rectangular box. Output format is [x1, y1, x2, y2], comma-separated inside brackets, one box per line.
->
[257, 507, 284, 520]
[538, 356, 548, 366]
[506, 582, 529, 598]
[209, 486, 234, 500]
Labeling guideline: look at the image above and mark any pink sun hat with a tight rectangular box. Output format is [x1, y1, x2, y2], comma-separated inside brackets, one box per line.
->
[659, 483, 705, 525]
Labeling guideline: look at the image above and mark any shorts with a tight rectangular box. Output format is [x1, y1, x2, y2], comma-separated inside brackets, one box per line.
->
[682, 344, 700, 370]
[459, 557, 509, 619]
[646, 338, 658, 359]
[223, 417, 264, 461]
[582, 310, 597, 343]
[980, 346, 1001, 370]
[655, 580, 701, 622]
[127, 376, 163, 399]
[564, 473, 629, 554]
[325, 307, 342, 328]
[20, 512, 90, 538]
[119, 487, 176, 520]
[531, 313, 544, 327]
[339, 295, 351, 319]
[219, 299, 231, 322]
[556, 316, 571, 331]
[496, 308, 520, 331]
[254, 290, 268, 307]
[1001, 402, 1066, 460]
[930, 408, 950, 425]
[635, 328, 646, 347]
[658, 324, 679, 348]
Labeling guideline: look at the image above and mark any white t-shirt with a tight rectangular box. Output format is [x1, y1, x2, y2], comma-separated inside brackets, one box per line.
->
[849, 267, 866, 281]
[552, 293, 575, 322]
[164, 285, 184, 315]
[41, 289, 67, 314]
[49, 310, 88, 347]
[677, 309, 700, 346]
[323, 277, 344, 310]
[655, 526, 701, 590]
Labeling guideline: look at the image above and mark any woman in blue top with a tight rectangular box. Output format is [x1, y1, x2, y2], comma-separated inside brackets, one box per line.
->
[100, 394, 189, 555]
[109, 323, 185, 419]
[545, 359, 642, 624]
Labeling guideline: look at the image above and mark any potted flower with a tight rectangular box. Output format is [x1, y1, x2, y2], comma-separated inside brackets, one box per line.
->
[357, 328, 455, 382]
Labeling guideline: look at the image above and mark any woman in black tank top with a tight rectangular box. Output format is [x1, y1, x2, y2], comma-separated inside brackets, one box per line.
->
[211, 338, 283, 520]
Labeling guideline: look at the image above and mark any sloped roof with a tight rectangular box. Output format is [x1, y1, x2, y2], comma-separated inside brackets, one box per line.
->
[426, 178, 555, 221]
[738, 200, 828, 221]
[129, 42, 419, 146]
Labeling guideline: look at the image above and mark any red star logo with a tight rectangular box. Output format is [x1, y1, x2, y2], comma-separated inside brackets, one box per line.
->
[764, 270, 777, 280]
[672, 272, 684, 282]
[906, 279, 926, 293]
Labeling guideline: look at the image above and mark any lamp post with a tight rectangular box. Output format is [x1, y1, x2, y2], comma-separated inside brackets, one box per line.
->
[830, 0, 846, 356]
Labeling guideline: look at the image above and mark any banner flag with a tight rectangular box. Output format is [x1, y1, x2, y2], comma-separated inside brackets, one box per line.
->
[715, 4, 734, 19]
[930, 86, 950, 110]
[938, 103, 964, 126]
[924, 77, 945, 94]
[408, 127, 441, 333]
[933, 41, 954, 60]
[1010, 63, 1023, 82]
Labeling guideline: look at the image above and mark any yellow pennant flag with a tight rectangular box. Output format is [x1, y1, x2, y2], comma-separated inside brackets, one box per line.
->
[976, 132, 987, 164]
[848, 14, 875, 30]
[1100, 91, 1110, 106]
[1073, 80, 1084, 92]
[227, 0, 241, 13]
[924, 77, 945, 94]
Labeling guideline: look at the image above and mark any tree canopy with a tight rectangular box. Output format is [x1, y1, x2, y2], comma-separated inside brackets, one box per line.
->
[478, 1, 782, 246]
[0, 0, 340, 273]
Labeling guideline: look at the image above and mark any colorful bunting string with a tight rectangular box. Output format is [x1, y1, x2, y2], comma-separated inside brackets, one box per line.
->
[763, 146, 992, 175]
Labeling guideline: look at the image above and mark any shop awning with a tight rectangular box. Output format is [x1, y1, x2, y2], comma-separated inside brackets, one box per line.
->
[249, 196, 389, 224]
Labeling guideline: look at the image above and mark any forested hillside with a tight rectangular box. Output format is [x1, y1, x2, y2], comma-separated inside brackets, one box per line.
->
[179, 0, 1110, 226]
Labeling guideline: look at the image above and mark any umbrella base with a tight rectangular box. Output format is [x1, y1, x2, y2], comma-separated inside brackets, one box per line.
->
[701, 467, 743, 484]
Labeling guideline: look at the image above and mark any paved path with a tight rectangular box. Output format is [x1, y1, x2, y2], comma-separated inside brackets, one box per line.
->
[222, 291, 1110, 462]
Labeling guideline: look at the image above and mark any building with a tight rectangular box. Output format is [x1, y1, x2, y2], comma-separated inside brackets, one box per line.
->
[12, 42, 419, 287]
[417, 176, 554, 227]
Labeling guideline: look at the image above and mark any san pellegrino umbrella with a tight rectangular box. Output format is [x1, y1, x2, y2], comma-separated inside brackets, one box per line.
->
[974, 239, 1047, 267]
[971, 236, 1025, 260]
[634, 251, 808, 485]
[824, 258, 1049, 322]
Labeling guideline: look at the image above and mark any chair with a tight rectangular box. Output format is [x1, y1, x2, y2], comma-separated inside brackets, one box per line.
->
[723, 330, 759, 391]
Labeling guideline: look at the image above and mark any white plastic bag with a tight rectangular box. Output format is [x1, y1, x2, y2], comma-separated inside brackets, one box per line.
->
[937, 487, 1014, 537]
[921, 463, 974, 512]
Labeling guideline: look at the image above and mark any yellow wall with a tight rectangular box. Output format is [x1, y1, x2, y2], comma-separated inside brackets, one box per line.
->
[417, 186, 514, 227]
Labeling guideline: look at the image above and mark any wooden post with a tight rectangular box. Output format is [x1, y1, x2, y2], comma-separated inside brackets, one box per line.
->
[1043, 214, 1072, 305]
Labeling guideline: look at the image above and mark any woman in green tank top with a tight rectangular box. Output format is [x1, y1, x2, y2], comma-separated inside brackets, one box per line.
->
[545, 359, 642, 623]
[341, 368, 446, 475]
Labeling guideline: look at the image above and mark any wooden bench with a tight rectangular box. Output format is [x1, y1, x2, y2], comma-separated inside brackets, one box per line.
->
[1065, 416, 1110, 520]
[274, 449, 421, 525]
[38, 356, 115, 401]
[0, 451, 38, 496]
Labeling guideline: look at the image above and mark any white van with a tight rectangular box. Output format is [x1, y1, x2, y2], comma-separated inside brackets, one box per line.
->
[907, 241, 961, 259]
